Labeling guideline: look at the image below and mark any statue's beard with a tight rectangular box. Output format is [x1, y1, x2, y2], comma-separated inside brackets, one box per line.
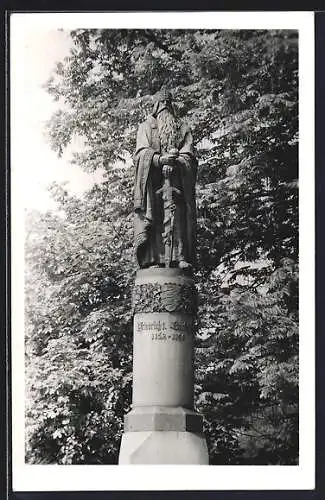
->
[156, 109, 179, 153]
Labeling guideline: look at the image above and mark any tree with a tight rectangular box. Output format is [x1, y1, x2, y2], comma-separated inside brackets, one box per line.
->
[26, 29, 299, 464]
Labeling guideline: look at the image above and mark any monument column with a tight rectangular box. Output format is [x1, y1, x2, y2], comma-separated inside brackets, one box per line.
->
[118, 267, 209, 464]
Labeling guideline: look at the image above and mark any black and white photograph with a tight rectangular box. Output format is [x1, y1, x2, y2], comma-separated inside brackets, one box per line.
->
[10, 11, 314, 492]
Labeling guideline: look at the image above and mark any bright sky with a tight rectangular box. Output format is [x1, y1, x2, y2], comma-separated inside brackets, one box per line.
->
[11, 27, 104, 211]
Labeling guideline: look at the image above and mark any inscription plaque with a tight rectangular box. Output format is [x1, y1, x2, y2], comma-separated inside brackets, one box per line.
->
[134, 319, 193, 342]
[135, 317, 192, 342]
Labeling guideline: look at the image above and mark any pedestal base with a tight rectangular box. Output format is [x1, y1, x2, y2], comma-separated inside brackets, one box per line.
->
[119, 406, 209, 464]
[119, 430, 209, 464]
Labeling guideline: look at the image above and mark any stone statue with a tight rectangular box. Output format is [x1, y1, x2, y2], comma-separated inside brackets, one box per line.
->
[134, 90, 198, 270]
[120, 90, 208, 465]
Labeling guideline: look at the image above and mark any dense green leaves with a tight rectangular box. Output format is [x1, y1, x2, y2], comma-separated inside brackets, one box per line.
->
[26, 29, 298, 464]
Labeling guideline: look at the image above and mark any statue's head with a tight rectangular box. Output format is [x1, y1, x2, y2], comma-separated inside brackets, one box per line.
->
[152, 89, 174, 117]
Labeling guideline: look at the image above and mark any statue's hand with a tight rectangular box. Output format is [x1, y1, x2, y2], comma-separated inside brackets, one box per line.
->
[159, 154, 177, 167]
[176, 155, 186, 166]
[162, 164, 174, 176]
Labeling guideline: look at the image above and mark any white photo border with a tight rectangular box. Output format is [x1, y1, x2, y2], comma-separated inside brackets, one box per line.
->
[10, 10, 315, 492]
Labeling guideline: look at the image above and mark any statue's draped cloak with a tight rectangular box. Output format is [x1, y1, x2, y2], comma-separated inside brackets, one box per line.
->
[134, 115, 197, 268]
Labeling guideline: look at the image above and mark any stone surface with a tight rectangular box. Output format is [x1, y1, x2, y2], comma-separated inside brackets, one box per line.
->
[133, 311, 194, 407]
[132, 268, 195, 408]
[118, 430, 209, 465]
[124, 406, 203, 432]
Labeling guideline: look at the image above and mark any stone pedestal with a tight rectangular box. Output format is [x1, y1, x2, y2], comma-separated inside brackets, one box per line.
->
[118, 268, 209, 464]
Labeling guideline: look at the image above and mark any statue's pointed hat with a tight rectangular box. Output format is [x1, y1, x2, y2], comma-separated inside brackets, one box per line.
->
[152, 88, 174, 117]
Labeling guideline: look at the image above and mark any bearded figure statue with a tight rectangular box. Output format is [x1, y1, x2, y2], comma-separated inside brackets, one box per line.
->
[134, 89, 198, 270]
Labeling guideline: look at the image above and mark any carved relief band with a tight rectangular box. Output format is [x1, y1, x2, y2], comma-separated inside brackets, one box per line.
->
[132, 267, 197, 315]
[132, 281, 197, 314]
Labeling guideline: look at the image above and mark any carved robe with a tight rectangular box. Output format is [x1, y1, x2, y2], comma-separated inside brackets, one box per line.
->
[134, 114, 197, 268]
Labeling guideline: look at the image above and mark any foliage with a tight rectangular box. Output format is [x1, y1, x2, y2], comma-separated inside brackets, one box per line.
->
[25, 29, 298, 464]
[195, 257, 298, 464]
[25, 186, 133, 464]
